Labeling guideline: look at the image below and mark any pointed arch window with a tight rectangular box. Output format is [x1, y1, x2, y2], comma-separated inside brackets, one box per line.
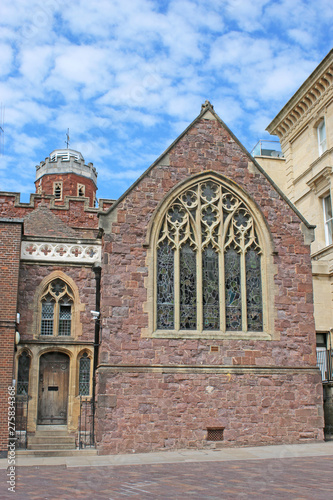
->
[40, 279, 74, 336]
[156, 179, 263, 333]
[79, 353, 91, 396]
[17, 351, 31, 395]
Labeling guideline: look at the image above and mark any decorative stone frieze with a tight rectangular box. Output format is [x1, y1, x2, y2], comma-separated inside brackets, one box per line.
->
[21, 240, 101, 263]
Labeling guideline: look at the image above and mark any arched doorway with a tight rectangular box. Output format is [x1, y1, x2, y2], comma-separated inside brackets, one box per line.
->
[38, 352, 69, 425]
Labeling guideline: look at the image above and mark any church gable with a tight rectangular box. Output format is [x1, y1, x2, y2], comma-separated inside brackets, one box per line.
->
[96, 102, 321, 453]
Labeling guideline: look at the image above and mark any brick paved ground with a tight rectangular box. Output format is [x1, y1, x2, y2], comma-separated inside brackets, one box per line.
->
[0, 456, 332, 500]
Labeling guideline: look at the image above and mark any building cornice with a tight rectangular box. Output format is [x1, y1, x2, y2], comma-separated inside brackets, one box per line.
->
[267, 49, 333, 141]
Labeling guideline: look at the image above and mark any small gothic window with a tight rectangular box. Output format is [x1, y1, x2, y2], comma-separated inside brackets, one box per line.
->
[79, 353, 91, 396]
[17, 352, 31, 395]
[78, 184, 85, 197]
[40, 279, 74, 336]
[54, 182, 62, 199]
[156, 179, 263, 333]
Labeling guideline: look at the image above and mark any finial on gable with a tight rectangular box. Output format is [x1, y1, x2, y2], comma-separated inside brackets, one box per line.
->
[201, 100, 213, 112]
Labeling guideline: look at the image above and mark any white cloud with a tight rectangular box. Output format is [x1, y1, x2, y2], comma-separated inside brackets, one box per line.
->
[0, 0, 331, 200]
[0, 44, 13, 77]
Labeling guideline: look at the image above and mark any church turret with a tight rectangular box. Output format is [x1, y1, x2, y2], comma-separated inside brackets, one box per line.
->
[35, 149, 97, 207]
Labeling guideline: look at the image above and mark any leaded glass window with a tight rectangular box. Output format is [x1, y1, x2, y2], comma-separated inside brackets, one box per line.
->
[40, 279, 74, 337]
[157, 240, 174, 329]
[17, 351, 30, 395]
[79, 353, 91, 396]
[156, 179, 263, 333]
[59, 301, 72, 336]
[202, 245, 219, 330]
[41, 299, 54, 335]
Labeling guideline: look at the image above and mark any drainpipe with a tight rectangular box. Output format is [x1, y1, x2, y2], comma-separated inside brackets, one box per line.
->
[92, 265, 101, 441]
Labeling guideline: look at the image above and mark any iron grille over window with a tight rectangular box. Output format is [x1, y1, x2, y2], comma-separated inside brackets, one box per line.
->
[40, 279, 74, 336]
[207, 428, 224, 441]
[79, 353, 91, 396]
[156, 179, 263, 333]
[17, 351, 31, 395]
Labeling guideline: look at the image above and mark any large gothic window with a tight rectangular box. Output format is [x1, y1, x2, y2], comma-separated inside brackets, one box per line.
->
[156, 179, 263, 333]
[40, 279, 74, 336]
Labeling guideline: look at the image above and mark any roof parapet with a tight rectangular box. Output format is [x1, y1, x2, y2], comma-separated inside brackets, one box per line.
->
[35, 149, 98, 186]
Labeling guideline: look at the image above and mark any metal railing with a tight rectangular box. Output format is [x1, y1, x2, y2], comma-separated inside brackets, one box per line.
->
[317, 348, 333, 382]
[79, 397, 95, 448]
[15, 395, 29, 449]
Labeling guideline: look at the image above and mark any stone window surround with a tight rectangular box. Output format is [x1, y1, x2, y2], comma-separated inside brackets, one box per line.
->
[77, 184, 86, 197]
[40, 279, 74, 337]
[53, 181, 63, 200]
[307, 166, 332, 247]
[142, 172, 277, 341]
[77, 349, 93, 397]
[317, 118, 327, 156]
[32, 271, 85, 340]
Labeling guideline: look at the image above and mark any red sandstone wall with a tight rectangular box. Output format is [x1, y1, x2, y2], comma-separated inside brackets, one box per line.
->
[0, 221, 22, 456]
[17, 264, 97, 343]
[35, 173, 96, 208]
[96, 116, 324, 453]
[96, 370, 323, 454]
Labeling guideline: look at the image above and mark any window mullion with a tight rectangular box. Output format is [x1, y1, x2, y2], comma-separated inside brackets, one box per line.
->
[218, 193, 225, 332]
[197, 189, 203, 332]
[54, 302, 60, 336]
[174, 247, 180, 330]
[241, 250, 247, 332]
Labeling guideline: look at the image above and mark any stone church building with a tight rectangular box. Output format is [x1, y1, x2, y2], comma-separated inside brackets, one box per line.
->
[0, 99, 325, 456]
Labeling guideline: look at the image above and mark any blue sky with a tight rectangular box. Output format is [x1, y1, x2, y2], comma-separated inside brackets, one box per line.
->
[0, 0, 332, 202]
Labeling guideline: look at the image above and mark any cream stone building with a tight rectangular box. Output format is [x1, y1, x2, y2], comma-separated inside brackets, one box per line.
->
[253, 49, 333, 435]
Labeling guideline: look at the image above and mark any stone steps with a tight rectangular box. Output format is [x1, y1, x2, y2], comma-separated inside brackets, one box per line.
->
[17, 449, 97, 457]
[27, 425, 77, 451]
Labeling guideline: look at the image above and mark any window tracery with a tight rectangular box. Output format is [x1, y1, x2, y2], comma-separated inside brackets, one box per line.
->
[156, 179, 263, 333]
[40, 279, 74, 336]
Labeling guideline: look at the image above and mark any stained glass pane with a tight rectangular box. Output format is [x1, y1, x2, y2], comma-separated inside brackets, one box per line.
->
[246, 249, 263, 331]
[79, 353, 90, 396]
[180, 243, 197, 329]
[225, 247, 242, 330]
[157, 240, 174, 329]
[41, 301, 54, 335]
[59, 304, 72, 336]
[17, 352, 30, 395]
[202, 245, 219, 330]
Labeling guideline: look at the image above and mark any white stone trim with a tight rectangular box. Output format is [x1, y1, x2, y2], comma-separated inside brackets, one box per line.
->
[21, 241, 101, 263]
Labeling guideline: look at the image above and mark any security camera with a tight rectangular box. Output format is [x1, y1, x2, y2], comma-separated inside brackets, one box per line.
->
[90, 310, 100, 320]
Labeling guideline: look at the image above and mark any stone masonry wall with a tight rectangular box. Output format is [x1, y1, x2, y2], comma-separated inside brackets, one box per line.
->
[96, 369, 323, 454]
[96, 114, 324, 453]
[17, 264, 97, 342]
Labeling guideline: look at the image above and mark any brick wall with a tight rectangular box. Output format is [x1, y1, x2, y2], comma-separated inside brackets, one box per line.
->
[0, 193, 113, 233]
[35, 173, 96, 208]
[96, 115, 324, 453]
[0, 220, 22, 456]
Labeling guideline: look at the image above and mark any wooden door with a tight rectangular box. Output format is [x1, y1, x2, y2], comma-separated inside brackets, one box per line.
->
[38, 352, 69, 425]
